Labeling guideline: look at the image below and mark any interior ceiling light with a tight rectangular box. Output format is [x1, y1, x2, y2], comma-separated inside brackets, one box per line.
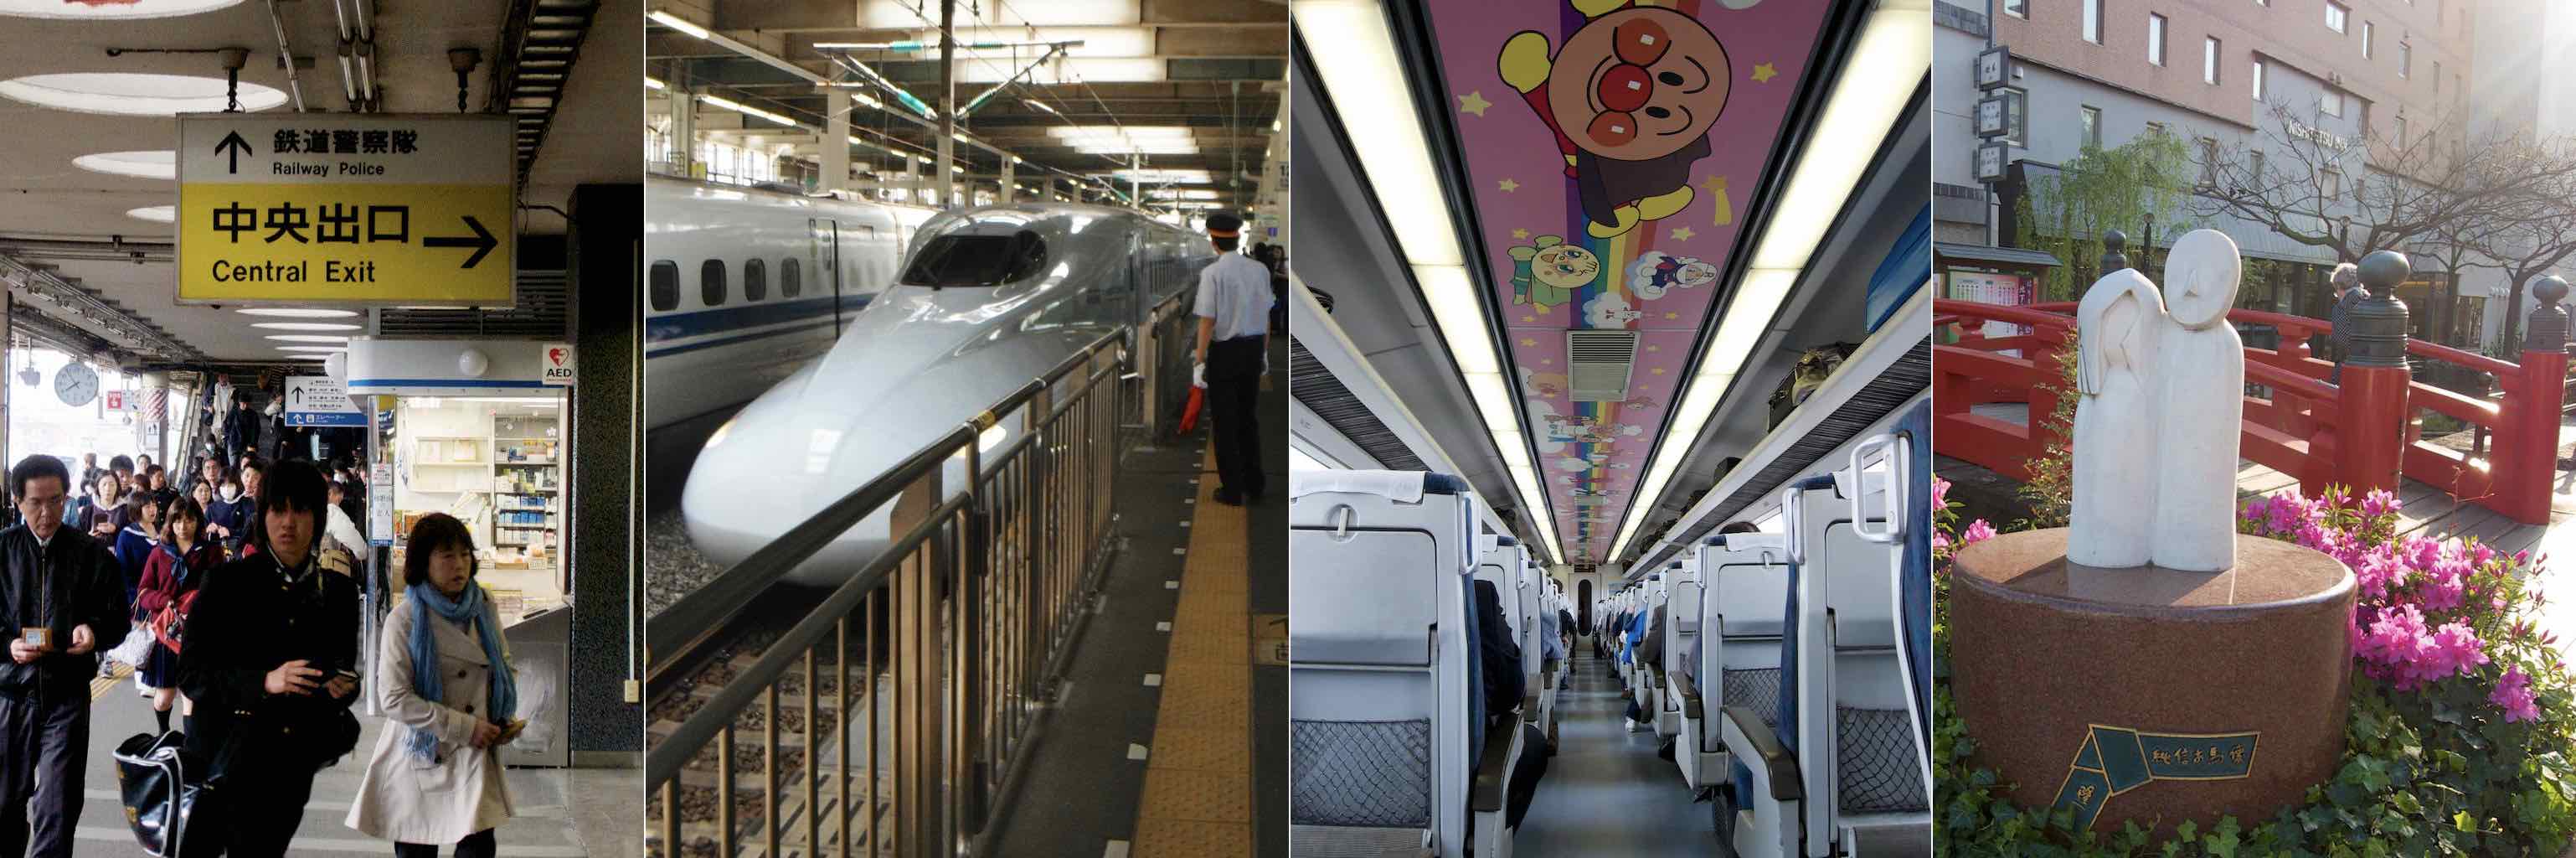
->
[276, 345, 348, 353]
[238, 308, 359, 318]
[74, 151, 176, 181]
[264, 334, 350, 344]
[646, 9, 710, 39]
[251, 322, 362, 332]
[1609, 0, 1931, 564]
[1301, 0, 1564, 560]
[0, 0, 244, 18]
[0, 73, 286, 116]
[126, 206, 175, 224]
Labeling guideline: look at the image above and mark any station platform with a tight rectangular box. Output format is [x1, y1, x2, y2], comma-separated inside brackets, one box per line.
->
[74, 665, 640, 858]
[985, 339, 1287, 858]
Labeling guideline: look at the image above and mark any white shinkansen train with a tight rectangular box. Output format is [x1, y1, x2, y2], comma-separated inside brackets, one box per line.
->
[644, 176, 936, 432]
[682, 203, 1217, 585]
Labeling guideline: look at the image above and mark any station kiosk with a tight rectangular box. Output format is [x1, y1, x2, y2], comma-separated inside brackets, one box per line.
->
[343, 338, 575, 767]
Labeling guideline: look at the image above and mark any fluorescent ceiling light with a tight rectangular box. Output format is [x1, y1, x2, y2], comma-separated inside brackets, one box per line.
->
[1047, 126, 1192, 141]
[645, 77, 667, 90]
[1749, 4, 1929, 271]
[126, 206, 175, 224]
[237, 308, 359, 318]
[0, 73, 286, 116]
[1147, 189, 1220, 199]
[1293, 0, 1461, 267]
[276, 345, 348, 354]
[699, 94, 796, 127]
[1106, 168, 1210, 183]
[861, 0, 1139, 28]
[1608, 1, 1929, 563]
[957, 57, 1162, 85]
[265, 334, 350, 344]
[1411, 265, 1497, 375]
[647, 9, 711, 40]
[1074, 142, 1198, 155]
[1025, 99, 1060, 115]
[0, 0, 244, 18]
[252, 322, 362, 332]
[74, 151, 176, 181]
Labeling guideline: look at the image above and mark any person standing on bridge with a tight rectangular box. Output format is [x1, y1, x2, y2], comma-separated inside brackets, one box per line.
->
[2328, 261, 2363, 385]
[1191, 211, 1275, 507]
[0, 454, 130, 858]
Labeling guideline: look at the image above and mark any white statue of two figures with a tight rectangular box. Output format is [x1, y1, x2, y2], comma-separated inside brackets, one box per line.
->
[2069, 229, 2244, 573]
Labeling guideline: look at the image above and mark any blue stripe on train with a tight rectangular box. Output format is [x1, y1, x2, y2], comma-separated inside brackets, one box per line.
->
[644, 294, 871, 343]
[645, 318, 844, 359]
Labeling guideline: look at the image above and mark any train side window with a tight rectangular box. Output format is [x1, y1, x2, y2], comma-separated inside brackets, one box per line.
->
[699, 259, 727, 307]
[781, 257, 801, 297]
[744, 258, 768, 302]
[649, 261, 679, 312]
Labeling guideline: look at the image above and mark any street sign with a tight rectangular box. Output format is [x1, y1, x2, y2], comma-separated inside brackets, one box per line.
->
[369, 461, 394, 546]
[1976, 44, 2013, 90]
[283, 375, 366, 426]
[540, 342, 574, 386]
[177, 113, 515, 306]
[1977, 142, 2012, 182]
[1976, 96, 2009, 137]
[103, 390, 127, 411]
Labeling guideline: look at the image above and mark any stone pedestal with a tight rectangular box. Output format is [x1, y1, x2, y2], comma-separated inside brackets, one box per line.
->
[1949, 529, 2355, 835]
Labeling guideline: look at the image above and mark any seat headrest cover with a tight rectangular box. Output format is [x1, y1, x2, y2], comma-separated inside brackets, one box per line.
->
[1291, 468, 1438, 502]
[1497, 536, 1518, 546]
[1423, 473, 1470, 495]
[1707, 533, 1788, 550]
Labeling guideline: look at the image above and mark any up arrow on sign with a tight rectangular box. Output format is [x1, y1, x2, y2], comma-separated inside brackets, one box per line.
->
[215, 131, 253, 174]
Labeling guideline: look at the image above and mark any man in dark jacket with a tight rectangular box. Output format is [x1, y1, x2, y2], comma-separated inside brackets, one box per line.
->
[178, 458, 359, 857]
[0, 454, 130, 858]
[223, 395, 258, 466]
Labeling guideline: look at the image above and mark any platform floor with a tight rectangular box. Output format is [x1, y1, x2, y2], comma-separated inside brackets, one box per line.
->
[73, 664, 641, 857]
[1512, 645, 1721, 855]
[982, 340, 1287, 858]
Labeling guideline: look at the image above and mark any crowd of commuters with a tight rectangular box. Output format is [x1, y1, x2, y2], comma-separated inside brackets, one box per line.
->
[0, 388, 527, 856]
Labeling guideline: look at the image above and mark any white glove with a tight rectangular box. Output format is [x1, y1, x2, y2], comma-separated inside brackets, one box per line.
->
[1262, 349, 1271, 377]
[1193, 363, 1208, 389]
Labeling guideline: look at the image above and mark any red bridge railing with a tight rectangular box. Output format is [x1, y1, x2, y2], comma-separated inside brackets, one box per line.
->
[1934, 299, 2570, 525]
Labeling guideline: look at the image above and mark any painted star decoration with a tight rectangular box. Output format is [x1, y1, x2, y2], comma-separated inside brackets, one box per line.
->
[1512, 228, 1530, 240]
[1752, 62, 1779, 83]
[1522, 315, 1537, 323]
[1519, 338, 1538, 347]
[1672, 226, 1696, 240]
[1498, 178, 1521, 193]
[1458, 90, 1492, 116]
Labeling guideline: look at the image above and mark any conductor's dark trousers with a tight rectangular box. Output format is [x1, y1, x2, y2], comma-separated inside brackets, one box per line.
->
[1205, 334, 1267, 499]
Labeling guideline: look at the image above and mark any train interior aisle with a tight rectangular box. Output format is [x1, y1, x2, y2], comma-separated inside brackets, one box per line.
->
[1285, 0, 1933, 854]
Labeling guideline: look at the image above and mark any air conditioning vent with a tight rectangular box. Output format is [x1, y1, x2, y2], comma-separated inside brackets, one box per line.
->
[1565, 329, 1639, 401]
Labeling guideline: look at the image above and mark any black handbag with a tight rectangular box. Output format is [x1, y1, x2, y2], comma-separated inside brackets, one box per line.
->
[111, 731, 219, 857]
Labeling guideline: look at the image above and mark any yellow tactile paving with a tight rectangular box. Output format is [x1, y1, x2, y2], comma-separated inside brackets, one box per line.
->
[1131, 448, 1256, 857]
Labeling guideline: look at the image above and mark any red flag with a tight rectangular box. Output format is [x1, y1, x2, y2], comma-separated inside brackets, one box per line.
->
[1175, 387, 1205, 436]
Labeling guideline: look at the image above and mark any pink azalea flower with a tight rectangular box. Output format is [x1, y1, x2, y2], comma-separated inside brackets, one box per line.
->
[1930, 478, 1950, 510]
[1961, 519, 1997, 545]
[2493, 666, 2542, 723]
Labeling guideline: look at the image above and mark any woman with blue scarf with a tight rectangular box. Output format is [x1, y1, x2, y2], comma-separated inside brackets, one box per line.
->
[345, 514, 519, 857]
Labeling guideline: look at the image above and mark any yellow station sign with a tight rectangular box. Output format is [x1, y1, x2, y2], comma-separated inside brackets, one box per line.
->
[178, 113, 514, 305]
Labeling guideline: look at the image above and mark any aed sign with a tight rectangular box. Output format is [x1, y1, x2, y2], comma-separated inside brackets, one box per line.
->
[178, 113, 515, 306]
[540, 342, 574, 386]
[282, 375, 366, 426]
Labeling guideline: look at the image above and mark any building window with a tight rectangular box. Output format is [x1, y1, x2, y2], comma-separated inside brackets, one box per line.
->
[2395, 115, 2409, 147]
[2249, 149, 2266, 188]
[2149, 13, 2167, 65]
[2004, 87, 2031, 144]
[2321, 167, 2343, 199]
[2200, 137, 2221, 187]
[2005, 0, 2026, 18]
[2321, 90, 2345, 117]
[2362, 21, 2373, 57]
[2205, 38, 2222, 84]
[2327, 2, 2348, 33]
[2082, 106, 2103, 148]
[2084, 0, 2102, 43]
[2399, 43, 2411, 77]
[2253, 59, 2267, 100]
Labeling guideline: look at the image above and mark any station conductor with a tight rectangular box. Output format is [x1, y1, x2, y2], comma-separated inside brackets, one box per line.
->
[1192, 212, 1275, 506]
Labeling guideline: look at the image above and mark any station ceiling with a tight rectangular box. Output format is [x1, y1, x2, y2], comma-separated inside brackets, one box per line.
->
[0, 0, 638, 365]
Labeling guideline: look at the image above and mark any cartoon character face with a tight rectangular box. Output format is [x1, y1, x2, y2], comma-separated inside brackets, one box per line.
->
[1677, 260, 1720, 287]
[1531, 244, 1601, 290]
[1585, 292, 1644, 328]
[1546, 8, 1733, 163]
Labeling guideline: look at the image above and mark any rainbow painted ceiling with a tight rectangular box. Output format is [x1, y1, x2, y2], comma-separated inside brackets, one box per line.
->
[1421, 0, 1834, 561]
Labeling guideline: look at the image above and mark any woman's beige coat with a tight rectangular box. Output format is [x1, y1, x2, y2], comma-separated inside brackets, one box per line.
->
[345, 598, 516, 844]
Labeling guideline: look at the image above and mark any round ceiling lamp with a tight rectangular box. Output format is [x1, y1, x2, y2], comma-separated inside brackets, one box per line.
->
[0, 73, 286, 116]
[0, 0, 246, 19]
[75, 150, 176, 180]
[237, 308, 358, 318]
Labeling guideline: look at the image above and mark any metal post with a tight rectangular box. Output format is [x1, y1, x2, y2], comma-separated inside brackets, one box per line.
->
[825, 90, 853, 194]
[668, 61, 695, 178]
[935, 0, 956, 209]
[999, 158, 1016, 204]
[2338, 251, 2414, 495]
[891, 464, 943, 858]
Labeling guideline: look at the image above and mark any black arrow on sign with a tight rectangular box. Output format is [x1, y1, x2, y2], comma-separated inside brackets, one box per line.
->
[424, 216, 497, 269]
[215, 131, 252, 174]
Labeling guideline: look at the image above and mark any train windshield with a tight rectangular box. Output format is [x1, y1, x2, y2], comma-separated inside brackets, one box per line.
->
[900, 230, 1048, 287]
